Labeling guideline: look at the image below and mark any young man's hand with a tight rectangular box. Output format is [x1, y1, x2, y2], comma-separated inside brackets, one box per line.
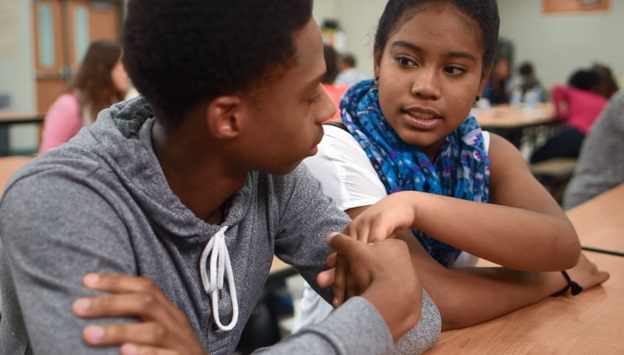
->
[317, 233, 422, 342]
[72, 273, 208, 355]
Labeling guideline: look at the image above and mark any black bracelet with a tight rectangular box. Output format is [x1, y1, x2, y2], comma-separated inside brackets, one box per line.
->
[551, 270, 583, 297]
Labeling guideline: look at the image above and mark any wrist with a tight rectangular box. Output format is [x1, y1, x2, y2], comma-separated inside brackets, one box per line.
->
[551, 270, 583, 297]
[362, 280, 422, 342]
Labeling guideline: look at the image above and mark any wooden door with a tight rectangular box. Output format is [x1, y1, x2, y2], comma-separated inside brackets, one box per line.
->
[32, 0, 122, 114]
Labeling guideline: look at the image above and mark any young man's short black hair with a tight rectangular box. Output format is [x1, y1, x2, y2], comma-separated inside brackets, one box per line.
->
[341, 54, 357, 68]
[123, 0, 312, 127]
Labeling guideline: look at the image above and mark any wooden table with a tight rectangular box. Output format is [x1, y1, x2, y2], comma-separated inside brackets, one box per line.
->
[0, 112, 45, 126]
[427, 252, 624, 354]
[0, 156, 33, 197]
[0, 112, 44, 156]
[472, 103, 558, 148]
[567, 183, 624, 254]
[426, 186, 624, 354]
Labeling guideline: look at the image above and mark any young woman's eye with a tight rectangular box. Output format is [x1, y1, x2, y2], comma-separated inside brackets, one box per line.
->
[444, 66, 466, 76]
[395, 56, 416, 67]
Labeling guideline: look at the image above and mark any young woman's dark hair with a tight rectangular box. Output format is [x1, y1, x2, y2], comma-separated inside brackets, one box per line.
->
[592, 63, 619, 99]
[374, 0, 500, 71]
[568, 69, 600, 92]
[70, 40, 124, 119]
[123, 0, 312, 127]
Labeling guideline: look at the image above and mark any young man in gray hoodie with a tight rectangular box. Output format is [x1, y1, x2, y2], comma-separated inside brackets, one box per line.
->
[0, 0, 441, 354]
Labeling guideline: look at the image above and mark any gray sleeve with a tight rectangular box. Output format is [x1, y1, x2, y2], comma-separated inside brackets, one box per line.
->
[254, 296, 393, 355]
[272, 165, 441, 353]
[394, 289, 441, 354]
[0, 172, 136, 355]
[272, 164, 350, 303]
[564, 91, 624, 210]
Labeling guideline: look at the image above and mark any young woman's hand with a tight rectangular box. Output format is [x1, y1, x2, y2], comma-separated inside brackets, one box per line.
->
[566, 253, 610, 291]
[72, 273, 208, 355]
[343, 192, 419, 244]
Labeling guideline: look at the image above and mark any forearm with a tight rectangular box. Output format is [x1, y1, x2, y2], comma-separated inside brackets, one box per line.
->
[429, 267, 565, 330]
[406, 191, 580, 271]
[398, 232, 566, 330]
[256, 297, 394, 354]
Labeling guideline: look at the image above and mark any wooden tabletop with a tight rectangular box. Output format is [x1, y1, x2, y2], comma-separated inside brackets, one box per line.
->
[472, 103, 556, 129]
[567, 183, 624, 254]
[427, 251, 624, 354]
[0, 111, 45, 125]
[426, 186, 624, 354]
[0, 156, 34, 197]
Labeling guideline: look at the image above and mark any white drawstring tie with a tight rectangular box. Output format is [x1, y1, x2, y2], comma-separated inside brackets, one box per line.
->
[199, 225, 239, 331]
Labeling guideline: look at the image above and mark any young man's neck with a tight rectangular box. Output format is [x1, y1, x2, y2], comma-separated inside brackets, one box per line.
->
[151, 119, 247, 223]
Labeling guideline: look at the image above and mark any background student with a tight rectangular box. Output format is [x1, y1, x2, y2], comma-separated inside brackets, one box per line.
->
[0, 0, 440, 354]
[322, 44, 350, 122]
[334, 52, 367, 86]
[563, 91, 624, 209]
[296, 0, 608, 332]
[530, 68, 608, 164]
[38, 40, 129, 154]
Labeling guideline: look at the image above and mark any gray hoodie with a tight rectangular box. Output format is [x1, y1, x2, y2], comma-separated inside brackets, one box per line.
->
[0, 97, 440, 354]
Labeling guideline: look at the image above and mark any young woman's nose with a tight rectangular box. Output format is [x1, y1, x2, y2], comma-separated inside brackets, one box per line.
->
[410, 68, 441, 100]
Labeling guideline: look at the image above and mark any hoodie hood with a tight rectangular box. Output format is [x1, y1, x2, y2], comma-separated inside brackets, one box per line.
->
[55, 96, 251, 244]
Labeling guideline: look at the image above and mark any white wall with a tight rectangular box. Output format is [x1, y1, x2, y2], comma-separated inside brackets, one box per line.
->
[313, 0, 383, 78]
[0, 0, 37, 151]
[499, 0, 624, 88]
[321, 0, 624, 90]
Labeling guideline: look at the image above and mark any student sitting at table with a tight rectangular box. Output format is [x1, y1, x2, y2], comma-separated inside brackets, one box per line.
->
[322, 44, 350, 122]
[38, 40, 129, 154]
[563, 91, 624, 209]
[530, 68, 608, 164]
[295, 0, 609, 332]
[0, 1, 442, 354]
[481, 54, 511, 106]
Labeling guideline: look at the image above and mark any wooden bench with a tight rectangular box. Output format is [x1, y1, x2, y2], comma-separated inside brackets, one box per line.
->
[530, 157, 578, 203]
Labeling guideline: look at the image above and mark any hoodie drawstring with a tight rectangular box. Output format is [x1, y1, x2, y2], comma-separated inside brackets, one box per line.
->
[199, 225, 239, 331]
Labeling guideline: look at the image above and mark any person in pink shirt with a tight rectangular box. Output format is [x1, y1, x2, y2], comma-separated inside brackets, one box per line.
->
[39, 40, 129, 154]
[530, 69, 608, 164]
[321, 44, 351, 122]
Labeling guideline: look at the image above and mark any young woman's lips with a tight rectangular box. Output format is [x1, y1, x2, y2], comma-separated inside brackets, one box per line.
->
[402, 109, 442, 130]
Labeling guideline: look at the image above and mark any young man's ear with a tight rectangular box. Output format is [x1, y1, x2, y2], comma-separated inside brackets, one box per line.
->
[206, 96, 244, 139]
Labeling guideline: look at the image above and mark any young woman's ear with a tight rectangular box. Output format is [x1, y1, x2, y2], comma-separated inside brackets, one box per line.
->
[373, 49, 383, 82]
[206, 96, 244, 139]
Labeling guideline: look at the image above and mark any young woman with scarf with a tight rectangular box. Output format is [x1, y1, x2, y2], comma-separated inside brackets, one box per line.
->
[295, 0, 608, 333]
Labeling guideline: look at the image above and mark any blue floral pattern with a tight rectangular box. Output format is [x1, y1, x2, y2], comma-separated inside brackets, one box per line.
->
[340, 79, 490, 267]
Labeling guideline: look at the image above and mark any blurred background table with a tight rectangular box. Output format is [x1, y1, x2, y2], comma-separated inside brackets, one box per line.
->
[472, 103, 558, 149]
[0, 156, 34, 197]
[0, 112, 44, 156]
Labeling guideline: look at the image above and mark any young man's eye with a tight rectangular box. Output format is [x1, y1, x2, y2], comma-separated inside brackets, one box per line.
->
[444, 66, 466, 76]
[308, 93, 321, 104]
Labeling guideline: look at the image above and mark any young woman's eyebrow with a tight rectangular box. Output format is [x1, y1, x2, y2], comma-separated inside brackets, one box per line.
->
[391, 40, 423, 53]
[447, 51, 477, 62]
[391, 40, 477, 62]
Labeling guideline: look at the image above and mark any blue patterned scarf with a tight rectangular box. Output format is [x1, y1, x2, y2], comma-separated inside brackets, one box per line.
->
[340, 79, 490, 267]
